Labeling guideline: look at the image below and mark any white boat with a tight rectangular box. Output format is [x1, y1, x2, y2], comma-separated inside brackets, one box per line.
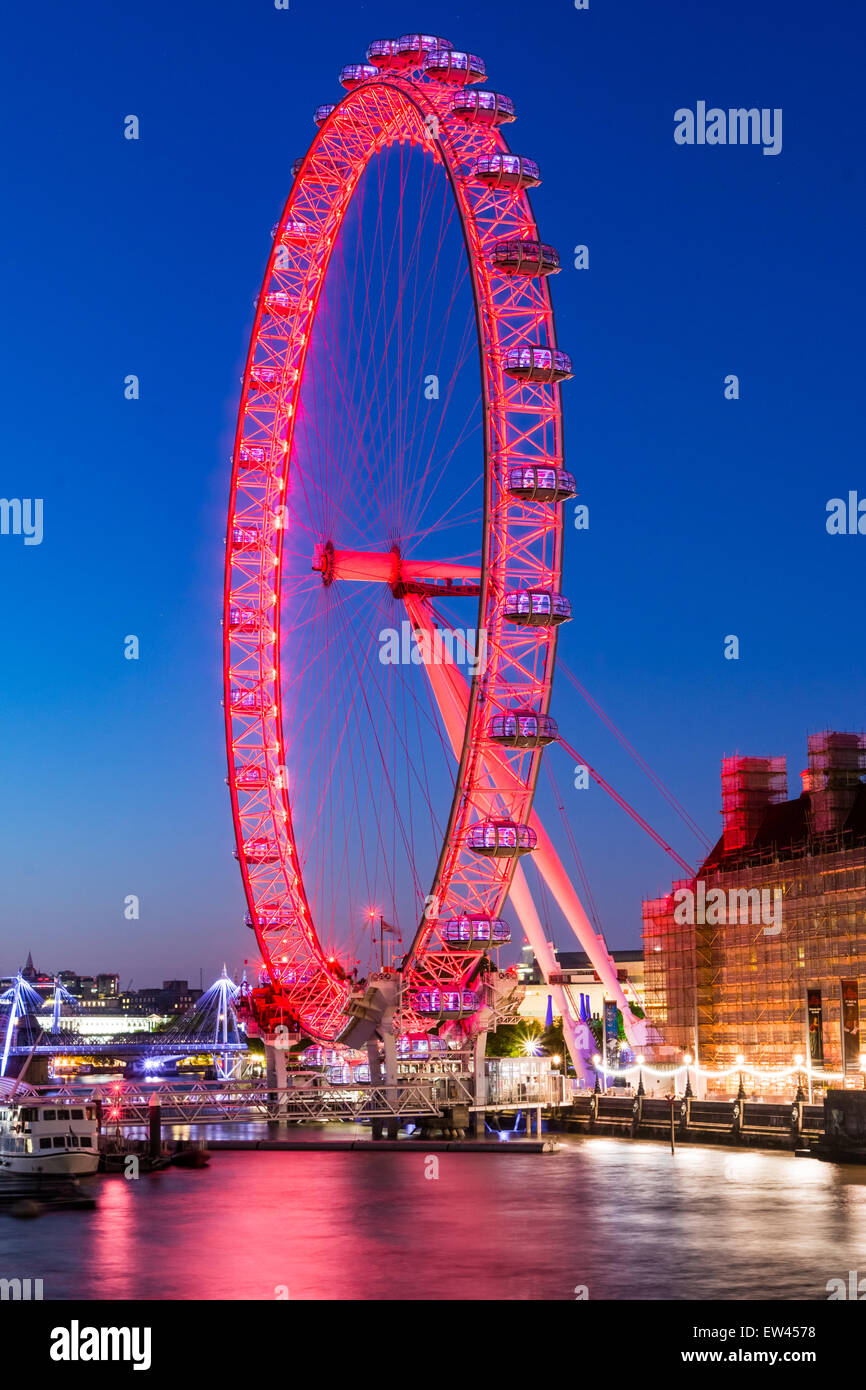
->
[0, 1097, 100, 1176]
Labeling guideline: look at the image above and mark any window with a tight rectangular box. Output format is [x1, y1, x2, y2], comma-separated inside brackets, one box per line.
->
[56, 1110, 70, 1120]
[53, 1137, 66, 1148]
[43, 1110, 56, 1121]
[39, 1138, 52, 1150]
[71, 1109, 84, 1120]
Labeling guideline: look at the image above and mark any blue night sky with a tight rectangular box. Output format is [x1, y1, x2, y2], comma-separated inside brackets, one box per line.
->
[0, 0, 863, 988]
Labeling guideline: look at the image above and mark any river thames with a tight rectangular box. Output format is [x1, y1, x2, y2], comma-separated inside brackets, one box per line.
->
[5, 1134, 866, 1300]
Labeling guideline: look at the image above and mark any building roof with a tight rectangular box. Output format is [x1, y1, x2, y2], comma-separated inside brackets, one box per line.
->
[704, 783, 866, 872]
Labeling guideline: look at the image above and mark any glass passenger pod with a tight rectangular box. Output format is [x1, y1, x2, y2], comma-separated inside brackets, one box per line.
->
[292, 157, 305, 178]
[502, 590, 572, 627]
[231, 524, 262, 551]
[264, 292, 297, 319]
[229, 606, 265, 634]
[366, 39, 399, 67]
[235, 764, 268, 791]
[471, 154, 540, 190]
[230, 686, 264, 714]
[440, 916, 511, 946]
[488, 711, 559, 748]
[466, 820, 537, 857]
[246, 904, 296, 929]
[503, 347, 573, 384]
[314, 104, 336, 128]
[393, 34, 453, 69]
[249, 365, 280, 394]
[242, 838, 280, 864]
[412, 988, 481, 1019]
[238, 441, 270, 470]
[272, 219, 312, 246]
[493, 239, 561, 277]
[339, 64, 379, 89]
[422, 50, 486, 85]
[450, 91, 515, 127]
[507, 464, 576, 503]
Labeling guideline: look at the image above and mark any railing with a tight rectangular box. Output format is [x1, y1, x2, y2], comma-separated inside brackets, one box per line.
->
[41, 1076, 478, 1125]
[559, 1093, 826, 1147]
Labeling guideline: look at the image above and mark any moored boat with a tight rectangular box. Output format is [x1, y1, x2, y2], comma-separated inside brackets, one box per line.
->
[0, 1098, 100, 1176]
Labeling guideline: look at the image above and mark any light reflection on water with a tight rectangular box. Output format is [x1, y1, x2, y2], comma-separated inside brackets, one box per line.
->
[4, 1133, 866, 1300]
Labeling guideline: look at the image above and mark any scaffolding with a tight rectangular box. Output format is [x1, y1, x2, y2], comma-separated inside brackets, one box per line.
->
[720, 755, 787, 856]
[643, 734, 866, 1094]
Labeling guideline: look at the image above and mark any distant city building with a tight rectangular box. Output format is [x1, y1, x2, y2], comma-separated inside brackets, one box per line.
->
[518, 945, 645, 1024]
[120, 980, 202, 1016]
[643, 731, 866, 1086]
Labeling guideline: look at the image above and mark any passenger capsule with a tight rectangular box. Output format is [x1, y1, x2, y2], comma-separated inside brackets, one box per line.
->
[240, 838, 280, 864]
[471, 154, 539, 190]
[238, 442, 270, 470]
[231, 524, 262, 551]
[423, 49, 486, 85]
[502, 590, 572, 627]
[274, 219, 313, 246]
[507, 464, 576, 503]
[493, 238, 561, 277]
[440, 916, 511, 946]
[366, 39, 401, 69]
[488, 711, 559, 748]
[292, 157, 305, 178]
[340, 63, 378, 89]
[412, 988, 481, 1019]
[235, 764, 268, 789]
[314, 104, 336, 127]
[450, 91, 515, 126]
[246, 903, 296, 929]
[394, 34, 453, 69]
[230, 686, 264, 713]
[503, 346, 573, 383]
[264, 292, 297, 319]
[249, 365, 280, 393]
[466, 820, 537, 857]
[229, 605, 264, 634]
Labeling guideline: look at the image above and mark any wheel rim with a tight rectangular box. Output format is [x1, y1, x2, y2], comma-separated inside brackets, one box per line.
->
[224, 51, 569, 1042]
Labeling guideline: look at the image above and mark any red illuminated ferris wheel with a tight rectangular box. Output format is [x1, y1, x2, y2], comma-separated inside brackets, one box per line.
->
[223, 34, 599, 1048]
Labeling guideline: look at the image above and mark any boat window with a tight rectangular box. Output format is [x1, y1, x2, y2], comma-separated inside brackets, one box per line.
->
[53, 1136, 66, 1148]
[56, 1109, 70, 1120]
[71, 1109, 84, 1120]
[39, 1137, 52, 1150]
[43, 1110, 56, 1120]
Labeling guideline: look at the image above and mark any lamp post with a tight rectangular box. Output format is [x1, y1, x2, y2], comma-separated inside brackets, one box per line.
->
[794, 1053, 806, 1104]
[735, 1053, 747, 1102]
[683, 1052, 694, 1099]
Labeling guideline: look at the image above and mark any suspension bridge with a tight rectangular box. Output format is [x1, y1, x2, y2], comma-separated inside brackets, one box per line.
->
[0, 968, 249, 1079]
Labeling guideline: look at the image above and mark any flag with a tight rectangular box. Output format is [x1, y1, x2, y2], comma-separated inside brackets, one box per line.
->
[545, 994, 554, 1029]
[380, 919, 402, 942]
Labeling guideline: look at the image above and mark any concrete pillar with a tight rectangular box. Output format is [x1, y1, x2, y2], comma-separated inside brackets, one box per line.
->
[148, 1095, 161, 1158]
[366, 1040, 385, 1140]
[473, 1032, 487, 1138]
[264, 1037, 288, 1121]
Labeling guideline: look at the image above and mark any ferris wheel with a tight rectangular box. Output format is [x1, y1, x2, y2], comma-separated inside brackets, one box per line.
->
[224, 34, 638, 1057]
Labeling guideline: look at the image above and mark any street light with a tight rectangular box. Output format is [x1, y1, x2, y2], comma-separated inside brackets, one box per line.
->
[735, 1053, 747, 1101]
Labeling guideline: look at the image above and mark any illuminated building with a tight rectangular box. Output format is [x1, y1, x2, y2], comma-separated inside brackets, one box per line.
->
[643, 732, 866, 1089]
